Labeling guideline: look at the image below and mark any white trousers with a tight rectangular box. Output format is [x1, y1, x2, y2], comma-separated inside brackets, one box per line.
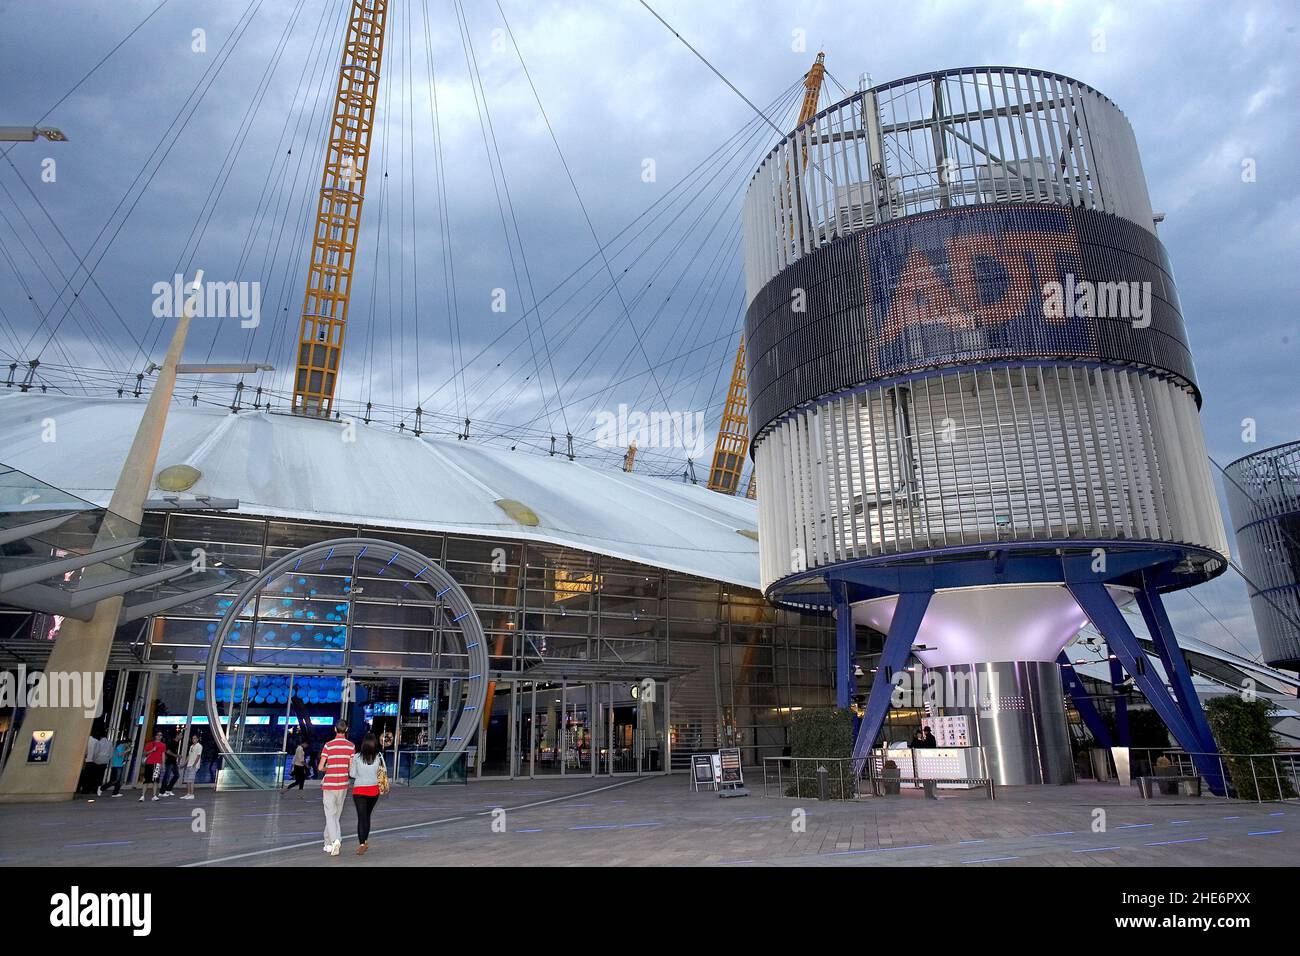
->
[322, 788, 347, 845]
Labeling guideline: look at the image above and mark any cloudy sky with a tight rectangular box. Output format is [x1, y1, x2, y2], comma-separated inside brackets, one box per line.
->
[1, 0, 1297, 659]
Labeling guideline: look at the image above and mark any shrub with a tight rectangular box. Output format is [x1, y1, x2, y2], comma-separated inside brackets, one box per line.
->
[1205, 696, 1295, 801]
[784, 708, 856, 799]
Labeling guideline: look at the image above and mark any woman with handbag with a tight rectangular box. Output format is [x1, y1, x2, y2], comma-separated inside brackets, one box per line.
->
[349, 732, 388, 855]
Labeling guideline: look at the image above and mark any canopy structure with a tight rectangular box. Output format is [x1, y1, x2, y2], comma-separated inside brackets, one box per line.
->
[0, 392, 761, 589]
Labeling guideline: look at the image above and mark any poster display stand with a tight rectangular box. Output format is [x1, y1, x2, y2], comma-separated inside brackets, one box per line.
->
[717, 747, 748, 798]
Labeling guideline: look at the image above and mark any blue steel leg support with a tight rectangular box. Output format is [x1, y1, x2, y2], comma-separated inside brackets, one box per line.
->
[1068, 581, 1223, 792]
[851, 590, 932, 768]
[1058, 652, 1112, 748]
[1136, 587, 1224, 793]
[831, 581, 856, 709]
[1109, 658, 1131, 745]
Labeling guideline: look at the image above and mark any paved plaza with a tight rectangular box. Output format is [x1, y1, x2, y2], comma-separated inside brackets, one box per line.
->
[0, 773, 1295, 867]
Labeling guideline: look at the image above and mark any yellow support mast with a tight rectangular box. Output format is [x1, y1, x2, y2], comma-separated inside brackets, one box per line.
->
[291, 0, 390, 417]
[706, 336, 750, 494]
[707, 53, 825, 496]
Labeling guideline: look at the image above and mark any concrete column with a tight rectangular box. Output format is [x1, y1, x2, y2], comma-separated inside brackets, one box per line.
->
[0, 277, 198, 802]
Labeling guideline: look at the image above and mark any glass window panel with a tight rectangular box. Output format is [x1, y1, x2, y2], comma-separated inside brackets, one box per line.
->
[169, 514, 266, 546]
[265, 521, 355, 550]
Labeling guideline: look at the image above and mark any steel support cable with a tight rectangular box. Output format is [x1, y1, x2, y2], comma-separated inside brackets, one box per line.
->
[20, 0, 268, 367]
[0, 213, 127, 381]
[396, 3, 409, 407]
[618, 84, 807, 419]
[382, 46, 398, 410]
[361, 143, 390, 413]
[419, 0, 467, 425]
[0, 303, 26, 359]
[404, 0, 422, 409]
[216, 0, 345, 378]
[247, 3, 352, 392]
[0, 228, 127, 385]
[461, 102, 778, 429]
[492, 2, 675, 433]
[680, 266, 746, 415]
[165, 0, 311, 394]
[584, 172, 752, 411]
[0, 166, 150, 374]
[605, 199, 748, 421]
[501, 90, 796, 441]
[637, 0, 836, 189]
[172, 0, 308, 294]
[452, 0, 563, 437]
[484, 87, 791, 431]
[0, 0, 174, 163]
[449, 76, 798, 432]
[473, 326, 741, 447]
[508, 80, 806, 440]
[1181, 586, 1263, 663]
[228, 0, 337, 285]
[392, 76, 801, 428]
[456, 1, 567, 436]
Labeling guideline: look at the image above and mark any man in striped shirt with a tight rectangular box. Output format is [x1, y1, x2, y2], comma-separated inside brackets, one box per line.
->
[318, 721, 355, 856]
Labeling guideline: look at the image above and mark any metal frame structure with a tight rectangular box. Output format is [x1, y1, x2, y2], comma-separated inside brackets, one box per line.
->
[291, 0, 389, 417]
[741, 66, 1230, 788]
[742, 66, 1155, 301]
[204, 538, 488, 788]
[1224, 440, 1300, 668]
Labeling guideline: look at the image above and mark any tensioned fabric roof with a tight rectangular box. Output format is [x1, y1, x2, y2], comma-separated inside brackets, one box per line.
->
[0, 392, 761, 588]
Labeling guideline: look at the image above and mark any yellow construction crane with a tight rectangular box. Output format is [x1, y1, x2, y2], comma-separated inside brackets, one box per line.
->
[291, 0, 390, 417]
[707, 52, 825, 496]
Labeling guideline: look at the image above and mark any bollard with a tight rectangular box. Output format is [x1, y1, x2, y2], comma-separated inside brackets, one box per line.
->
[817, 764, 830, 801]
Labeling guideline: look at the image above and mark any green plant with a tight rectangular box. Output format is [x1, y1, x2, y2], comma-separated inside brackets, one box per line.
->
[784, 707, 855, 799]
[1205, 696, 1295, 801]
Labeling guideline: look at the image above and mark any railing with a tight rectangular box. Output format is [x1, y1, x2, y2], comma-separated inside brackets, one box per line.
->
[762, 750, 996, 801]
[1123, 748, 1299, 803]
[762, 757, 864, 799]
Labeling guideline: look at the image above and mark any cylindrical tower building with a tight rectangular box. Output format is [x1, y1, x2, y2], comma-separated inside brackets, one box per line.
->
[1225, 441, 1300, 669]
[743, 67, 1230, 785]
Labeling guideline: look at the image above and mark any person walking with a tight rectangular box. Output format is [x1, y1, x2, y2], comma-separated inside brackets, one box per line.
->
[282, 737, 309, 796]
[140, 731, 166, 801]
[349, 732, 386, 856]
[88, 732, 112, 798]
[159, 729, 182, 796]
[79, 729, 101, 794]
[318, 721, 354, 856]
[99, 736, 129, 797]
[180, 732, 203, 799]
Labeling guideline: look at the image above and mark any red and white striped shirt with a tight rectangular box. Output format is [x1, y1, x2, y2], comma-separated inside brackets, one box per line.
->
[320, 735, 355, 791]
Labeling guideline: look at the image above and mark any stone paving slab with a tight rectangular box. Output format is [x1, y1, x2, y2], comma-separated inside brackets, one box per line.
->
[0, 775, 1294, 867]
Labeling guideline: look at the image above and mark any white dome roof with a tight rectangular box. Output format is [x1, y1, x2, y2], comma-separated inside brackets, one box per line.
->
[0, 392, 760, 588]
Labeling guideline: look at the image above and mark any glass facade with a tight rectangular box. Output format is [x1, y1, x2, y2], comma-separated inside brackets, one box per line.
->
[7, 511, 834, 784]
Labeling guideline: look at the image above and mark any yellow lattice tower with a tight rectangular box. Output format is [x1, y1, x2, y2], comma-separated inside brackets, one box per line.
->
[291, 0, 389, 417]
[707, 336, 750, 493]
[707, 54, 825, 495]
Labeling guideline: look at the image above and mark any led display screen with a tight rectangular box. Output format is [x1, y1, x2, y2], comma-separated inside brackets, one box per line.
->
[745, 204, 1194, 442]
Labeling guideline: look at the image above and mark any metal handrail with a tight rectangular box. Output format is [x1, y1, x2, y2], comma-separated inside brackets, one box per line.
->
[761, 752, 997, 801]
[1108, 747, 1299, 803]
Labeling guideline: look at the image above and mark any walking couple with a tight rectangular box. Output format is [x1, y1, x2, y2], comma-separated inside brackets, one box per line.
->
[319, 720, 388, 857]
